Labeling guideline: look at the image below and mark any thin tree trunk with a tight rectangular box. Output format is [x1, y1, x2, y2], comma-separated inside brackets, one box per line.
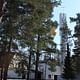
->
[22, 63, 25, 79]
[27, 47, 32, 80]
[0, 57, 2, 80]
[7, 37, 13, 53]
[3, 66, 8, 80]
[0, 66, 3, 80]
[35, 35, 40, 80]
[35, 51, 39, 80]
[1, 67, 3, 80]
[3, 37, 13, 80]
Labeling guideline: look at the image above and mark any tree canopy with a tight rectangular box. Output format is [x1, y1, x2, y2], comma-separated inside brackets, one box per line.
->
[0, 0, 61, 80]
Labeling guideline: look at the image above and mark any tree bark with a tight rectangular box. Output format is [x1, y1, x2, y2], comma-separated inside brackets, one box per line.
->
[21, 62, 25, 79]
[3, 66, 8, 80]
[35, 35, 40, 80]
[35, 51, 39, 80]
[27, 47, 32, 80]
[0, 66, 3, 80]
[3, 37, 13, 80]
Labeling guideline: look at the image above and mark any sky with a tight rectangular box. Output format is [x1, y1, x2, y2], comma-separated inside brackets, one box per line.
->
[53, 0, 80, 50]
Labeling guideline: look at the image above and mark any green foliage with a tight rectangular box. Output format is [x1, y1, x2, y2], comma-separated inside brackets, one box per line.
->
[72, 55, 80, 75]
[14, 52, 28, 78]
[0, 0, 61, 80]
[70, 13, 80, 75]
[62, 44, 75, 79]
[48, 59, 56, 72]
[60, 22, 71, 36]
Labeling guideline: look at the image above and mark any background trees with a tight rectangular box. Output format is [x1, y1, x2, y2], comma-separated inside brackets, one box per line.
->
[0, 0, 61, 80]
[70, 13, 80, 75]
[62, 43, 75, 80]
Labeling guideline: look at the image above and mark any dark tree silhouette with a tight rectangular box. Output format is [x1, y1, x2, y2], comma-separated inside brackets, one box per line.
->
[62, 43, 75, 80]
[70, 13, 80, 75]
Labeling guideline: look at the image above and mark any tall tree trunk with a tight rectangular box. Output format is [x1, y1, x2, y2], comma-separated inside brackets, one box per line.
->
[35, 35, 40, 80]
[3, 66, 8, 80]
[27, 47, 32, 80]
[7, 37, 13, 53]
[1, 67, 3, 80]
[0, 57, 2, 80]
[35, 52, 39, 80]
[3, 37, 13, 80]
[22, 63, 25, 79]
[0, 66, 3, 80]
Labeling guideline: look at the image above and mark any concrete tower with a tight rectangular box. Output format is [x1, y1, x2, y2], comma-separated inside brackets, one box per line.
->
[59, 13, 66, 28]
[59, 13, 68, 73]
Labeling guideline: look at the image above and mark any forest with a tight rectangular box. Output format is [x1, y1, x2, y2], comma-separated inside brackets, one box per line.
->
[0, 0, 80, 80]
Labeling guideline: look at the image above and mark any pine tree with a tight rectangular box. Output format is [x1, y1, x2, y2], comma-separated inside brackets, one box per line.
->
[62, 43, 75, 80]
[70, 13, 80, 75]
[14, 52, 28, 79]
[0, 0, 61, 80]
[0, 0, 33, 80]
[17, 1, 61, 80]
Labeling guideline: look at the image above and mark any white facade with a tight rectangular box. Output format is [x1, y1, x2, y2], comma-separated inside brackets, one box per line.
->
[8, 62, 61, 79]
[30, 63, 61, 79]
[8, 70, 22, 78]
